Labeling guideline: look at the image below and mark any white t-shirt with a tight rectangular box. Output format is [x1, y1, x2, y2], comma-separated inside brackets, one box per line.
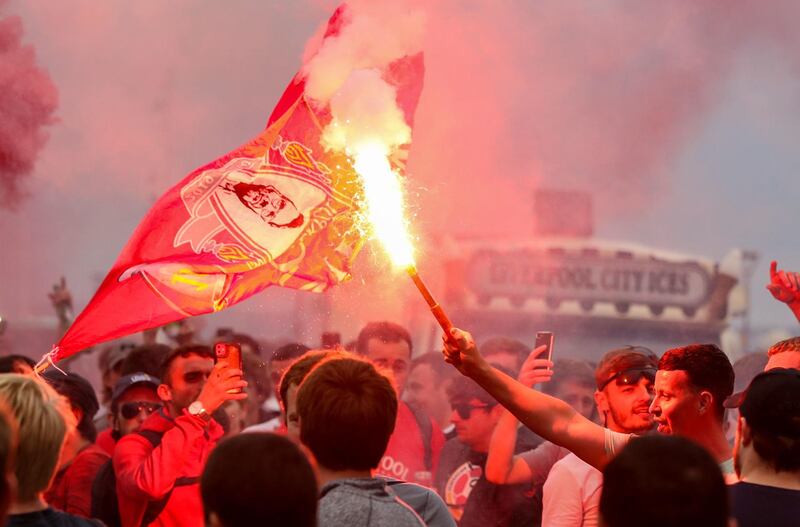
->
[603, 429, 738, 483]
[541, 453, 602, 527]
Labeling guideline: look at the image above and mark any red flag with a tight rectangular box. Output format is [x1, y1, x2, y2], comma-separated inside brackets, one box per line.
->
[45, 5, 424, 364]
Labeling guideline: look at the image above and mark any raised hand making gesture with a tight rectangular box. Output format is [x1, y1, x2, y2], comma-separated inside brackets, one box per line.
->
[767, 260, 800, 323]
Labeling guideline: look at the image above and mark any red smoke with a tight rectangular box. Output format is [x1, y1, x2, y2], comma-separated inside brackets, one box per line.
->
[3, 1, 800, 346]
[0, 9, 58, 207]
[408, 0, 800, 239]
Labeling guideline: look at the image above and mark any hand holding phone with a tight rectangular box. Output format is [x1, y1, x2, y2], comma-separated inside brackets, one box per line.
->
[215, 342, 244, 394]
[534, 331, 554, 363]
[519, 333, 555, 388]
[518, 331, 555, 388]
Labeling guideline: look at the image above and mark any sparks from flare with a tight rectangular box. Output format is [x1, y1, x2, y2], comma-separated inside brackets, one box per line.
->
[352, 142, 416, 269]
[351, 141, 458, 349]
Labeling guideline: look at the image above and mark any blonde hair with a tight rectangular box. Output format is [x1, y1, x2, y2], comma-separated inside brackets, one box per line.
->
[0, 374, 71, 501]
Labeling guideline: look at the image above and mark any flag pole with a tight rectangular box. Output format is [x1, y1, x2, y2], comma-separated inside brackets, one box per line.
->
[34, 347, 59, 376]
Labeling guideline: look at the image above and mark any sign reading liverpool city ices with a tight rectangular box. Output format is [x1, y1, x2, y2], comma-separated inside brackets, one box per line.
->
[465, 249, 714, 310]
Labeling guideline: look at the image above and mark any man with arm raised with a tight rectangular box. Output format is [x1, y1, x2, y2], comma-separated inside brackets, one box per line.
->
[443, 329, 736, 480]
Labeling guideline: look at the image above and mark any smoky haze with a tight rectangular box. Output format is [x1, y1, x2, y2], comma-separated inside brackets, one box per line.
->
[0, 5, 58, 207]
[1, 0, 800, 361]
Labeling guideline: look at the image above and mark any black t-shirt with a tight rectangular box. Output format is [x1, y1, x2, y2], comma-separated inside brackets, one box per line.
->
[434, 439, 538, 527]
[729, 481, 800, 527]
[6, 508, 104, 527]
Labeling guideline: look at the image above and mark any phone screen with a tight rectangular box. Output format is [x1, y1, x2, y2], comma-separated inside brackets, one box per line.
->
[534, 331, 554, 364]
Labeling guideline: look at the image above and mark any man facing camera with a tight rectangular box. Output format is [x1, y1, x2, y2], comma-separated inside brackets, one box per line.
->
[113, 345, 247, 527]
[357, 322, 445, 485]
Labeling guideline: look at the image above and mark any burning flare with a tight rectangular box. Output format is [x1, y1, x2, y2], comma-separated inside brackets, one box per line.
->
[352, 142, 415, 269]
[351, 141, 456, 347]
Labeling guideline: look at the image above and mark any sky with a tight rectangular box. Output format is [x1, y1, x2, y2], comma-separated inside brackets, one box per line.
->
[1, 0, 799, 355]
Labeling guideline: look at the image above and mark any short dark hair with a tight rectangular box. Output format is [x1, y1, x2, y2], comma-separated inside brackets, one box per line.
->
[41, 371, 100, 443]
[601, 435, 728, 527]
[228, 333, 262, 357]
[120, 344, 171, 378]
[0, 355, 35, 373]
[659, 344, 734, 421]
[480, 337, 528, 373]
[270, 343, 311, 363]
[544, 359, 595, 397]
[356, 321, 412, 356]
[159, 345, 214, 385]
[410, 352, 455, 384]
[201, 433, 317, 527]
[297, 357, 397, 471]
[447, 372, 499, 406]
[278, 349, 349, 412]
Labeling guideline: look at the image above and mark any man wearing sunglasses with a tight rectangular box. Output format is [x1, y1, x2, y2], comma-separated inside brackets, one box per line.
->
[435, 369, 536, 527]
[442, 329, 736, 481]
[540, 347, 658, 527]
[107, 373, 162, 451]
[113, 345, 248, 527]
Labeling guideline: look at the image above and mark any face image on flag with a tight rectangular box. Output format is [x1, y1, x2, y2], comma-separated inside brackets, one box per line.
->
[44, 3, 425, 364]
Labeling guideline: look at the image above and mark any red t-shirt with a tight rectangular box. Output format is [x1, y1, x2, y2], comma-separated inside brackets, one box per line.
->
[374, 401, 444, 485]
[45, 443, 110, 517]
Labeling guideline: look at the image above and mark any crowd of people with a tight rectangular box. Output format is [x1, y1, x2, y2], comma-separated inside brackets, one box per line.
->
[0, 263, 797, 527]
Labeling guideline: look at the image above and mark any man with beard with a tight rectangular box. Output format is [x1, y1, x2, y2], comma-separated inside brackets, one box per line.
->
[442, 330, 736, 480]
[113, 345, 247, 527]
[727, 368, 800, 526]
[540, 346, 658, 527]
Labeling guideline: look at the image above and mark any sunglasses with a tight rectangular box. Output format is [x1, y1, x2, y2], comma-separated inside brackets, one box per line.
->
[120, 402, 163, 420]
[451, 402, 496, 420]
[598, 367, 657, 391]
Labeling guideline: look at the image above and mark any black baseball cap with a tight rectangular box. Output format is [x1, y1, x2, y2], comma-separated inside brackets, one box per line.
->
[595, 346, 659, 390]
[111, 372, 160, 404]
[724, 368, 800, 439]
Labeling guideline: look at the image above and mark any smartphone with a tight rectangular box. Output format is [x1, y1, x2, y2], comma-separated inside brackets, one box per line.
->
[214, 342, 243, 394]
[534, 331, 555, 365]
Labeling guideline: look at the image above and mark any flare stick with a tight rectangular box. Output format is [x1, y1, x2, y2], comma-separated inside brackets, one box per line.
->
[406, 265, 457, 345]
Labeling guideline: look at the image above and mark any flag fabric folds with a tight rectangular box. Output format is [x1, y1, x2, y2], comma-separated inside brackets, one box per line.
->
[45, 6, 424, 364]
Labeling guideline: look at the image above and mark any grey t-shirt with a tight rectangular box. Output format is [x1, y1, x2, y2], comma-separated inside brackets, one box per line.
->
[319, 478, 426, 527]
[382, 477, 456, 527]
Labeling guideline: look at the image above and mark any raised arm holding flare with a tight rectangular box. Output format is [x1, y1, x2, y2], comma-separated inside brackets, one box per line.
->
[444, 329, 612, 470]
[767, 260, 800, 323]
[443, 328, 736, 479]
